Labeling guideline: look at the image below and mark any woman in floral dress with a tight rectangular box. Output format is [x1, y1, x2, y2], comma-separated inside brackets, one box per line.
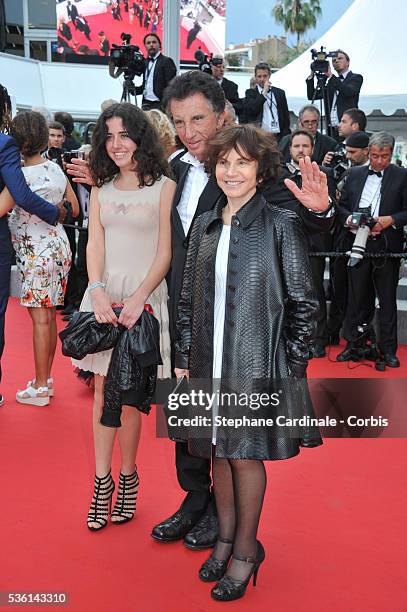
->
[0, 111, 79, 405]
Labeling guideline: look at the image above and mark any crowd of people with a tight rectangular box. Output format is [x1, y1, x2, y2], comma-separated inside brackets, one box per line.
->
[1, 40, 406, 603]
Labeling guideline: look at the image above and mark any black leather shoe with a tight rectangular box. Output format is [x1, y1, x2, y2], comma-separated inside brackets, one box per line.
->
[199, 537, 233, 581]
[151, 509, 202, 542]
[184, 513, 219, 550]
[336, 346, 361, 362]
[383, 354, 400, 368]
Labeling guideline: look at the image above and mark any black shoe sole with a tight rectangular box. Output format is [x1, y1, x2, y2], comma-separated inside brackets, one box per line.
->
[150, 532, 185, 543]
[183, 540, 216, 551]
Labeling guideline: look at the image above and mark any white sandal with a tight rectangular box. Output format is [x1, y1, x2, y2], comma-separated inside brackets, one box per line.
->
[27, 377, 54, 397]
[16, 384, 49, 406]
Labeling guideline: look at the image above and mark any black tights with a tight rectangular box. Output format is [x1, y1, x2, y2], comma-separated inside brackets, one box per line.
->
[212, 454, 267, 580]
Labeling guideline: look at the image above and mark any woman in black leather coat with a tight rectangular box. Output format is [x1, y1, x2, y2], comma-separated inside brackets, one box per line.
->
[174, 125, 327, 602]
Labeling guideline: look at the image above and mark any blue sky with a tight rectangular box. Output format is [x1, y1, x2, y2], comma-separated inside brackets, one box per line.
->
[226, 0, 355, 46]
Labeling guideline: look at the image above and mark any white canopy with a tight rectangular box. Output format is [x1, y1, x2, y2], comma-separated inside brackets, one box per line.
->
[270, 0, 407, 115]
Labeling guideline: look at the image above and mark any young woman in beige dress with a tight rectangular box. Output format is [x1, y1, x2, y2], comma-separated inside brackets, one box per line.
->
[72, 103, 175, 530]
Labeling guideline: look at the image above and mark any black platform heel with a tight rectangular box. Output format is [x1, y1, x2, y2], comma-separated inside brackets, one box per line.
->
[111, 470, 139, 525]
[87, 472, 115, 531]
[211, 541, 265, 601]
[198, 537, 233, 582]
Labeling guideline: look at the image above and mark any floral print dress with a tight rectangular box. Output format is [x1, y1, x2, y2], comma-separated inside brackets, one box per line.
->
[8, 161, 72, 308]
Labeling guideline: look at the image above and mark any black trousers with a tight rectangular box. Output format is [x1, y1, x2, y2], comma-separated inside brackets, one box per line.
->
[175, 441, 212, 514]
[343, 239, 400, 354]
[309, 255, 328, 346]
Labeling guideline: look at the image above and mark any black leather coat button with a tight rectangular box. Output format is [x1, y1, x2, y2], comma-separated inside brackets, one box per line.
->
[232, 237, 239, 244]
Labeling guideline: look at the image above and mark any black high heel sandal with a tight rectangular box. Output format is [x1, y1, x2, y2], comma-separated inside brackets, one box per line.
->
[87, 472, 115, 531]
[111, 470, 139, 525]
[198, 537, 233, 582]
[211, 541, 265, 602]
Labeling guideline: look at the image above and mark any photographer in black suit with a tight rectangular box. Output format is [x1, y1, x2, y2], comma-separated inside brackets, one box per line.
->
[243, 62, 290, 141]
[136, 32, 177, 110]
[306, 50, 363, 139]
[337, 132, 407, 367]
[150, 71, 333, 551]
[210, 55, 242, 118]
[279, 104, 337, 164]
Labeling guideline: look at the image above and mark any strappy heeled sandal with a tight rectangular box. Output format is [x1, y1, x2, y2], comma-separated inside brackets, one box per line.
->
[111, 470, 139, 525]
[16, 384, 49, 406]
[87, 472, 115, 531]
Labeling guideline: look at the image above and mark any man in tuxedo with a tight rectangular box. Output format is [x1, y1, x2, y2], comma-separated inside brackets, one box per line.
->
[243, 62, 290, 141]
[337, 132, 407, 367]
[306, 50, 363, 139]
[98, 31, 110, 57]
[210, 55, 242, 118]
[66, 1, 79, 25]
[149, 71, 333, 550]
[279, 104, 337, 164]
[136, 33, 176, 110]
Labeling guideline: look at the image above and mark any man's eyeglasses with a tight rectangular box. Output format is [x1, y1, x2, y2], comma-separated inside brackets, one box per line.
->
[301, 120, 318, 127]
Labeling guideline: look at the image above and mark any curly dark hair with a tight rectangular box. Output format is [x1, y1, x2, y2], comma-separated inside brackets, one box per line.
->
[162, 70, 225, 117]
[0, 83, 12, 133]
[205, 124, 280, 183]
[89, 103, 170, 187]
[10, 111, 49, 157]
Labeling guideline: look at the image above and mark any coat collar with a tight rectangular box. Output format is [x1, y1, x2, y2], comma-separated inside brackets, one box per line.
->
[205, 190, 268, 231]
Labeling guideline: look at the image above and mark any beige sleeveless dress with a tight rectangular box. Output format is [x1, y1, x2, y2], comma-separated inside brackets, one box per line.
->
[72, 176, 171, 378]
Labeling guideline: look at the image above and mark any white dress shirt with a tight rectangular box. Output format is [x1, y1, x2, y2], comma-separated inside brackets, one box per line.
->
[257, 85, 280, 134]
[177, 151, 209, 235]
[144, 52, 160, 101]
[330, 68, 350, 127]
[359, 170, 382, 218]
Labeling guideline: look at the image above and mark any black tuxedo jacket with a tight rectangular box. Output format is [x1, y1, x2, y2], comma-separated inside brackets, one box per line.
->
[306, 71, 363, 120]
[279, 131, 337, 165]
[338, 164, 407, 252]
[167, 150, 334, 339]
[137, 53, 177, 101]
[220, 77, 243, 116]
[243, 86, 291, 138]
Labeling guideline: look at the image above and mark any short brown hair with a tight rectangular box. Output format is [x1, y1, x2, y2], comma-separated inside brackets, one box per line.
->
[10, 111, 49, 157]
[289, 129, 314, 147]
[205, 124, 280, 183]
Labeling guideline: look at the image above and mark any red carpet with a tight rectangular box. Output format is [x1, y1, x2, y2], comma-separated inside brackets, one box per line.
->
[59, 9, 210, 62]
[1, 298, 406, 611]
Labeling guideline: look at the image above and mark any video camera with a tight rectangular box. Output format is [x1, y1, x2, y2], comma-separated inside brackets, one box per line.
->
[109, 33, 145, 79]
[194, 49, 222, 74]
[310, 47, 338, 76]
[347, 212, 377, 267]
[329, 146, 350, 181]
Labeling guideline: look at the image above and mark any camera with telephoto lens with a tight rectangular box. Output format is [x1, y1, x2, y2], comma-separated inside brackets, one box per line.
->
[194, 49, 221, 74]
[329, 146, 350, 181]
[47, 146, 65, 168]
[109, 32, 145, 78]
[310, 47, 338, 76]
[347, 212, 377, 267]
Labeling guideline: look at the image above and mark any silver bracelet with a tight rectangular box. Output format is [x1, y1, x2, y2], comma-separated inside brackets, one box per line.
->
[89, 281, 106, 292]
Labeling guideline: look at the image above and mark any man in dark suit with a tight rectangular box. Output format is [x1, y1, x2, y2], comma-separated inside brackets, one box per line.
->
[136, 32, 176, 110]
[149, 71, 333, 551]
[210, 55, 243, 118]
[66, 1, 79, 25]
[306, 50, 363, 139]
[337, 132, 407, 367]
[279, 104, 337, 164]
[98, 31, 110, 57]
[243, 62, 290, 141]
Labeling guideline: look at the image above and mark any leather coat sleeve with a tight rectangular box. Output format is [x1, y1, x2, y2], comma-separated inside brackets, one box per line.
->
[174, 214, 207, 369]
[0, 137, 59, 225]
[277, 214, 319, 376]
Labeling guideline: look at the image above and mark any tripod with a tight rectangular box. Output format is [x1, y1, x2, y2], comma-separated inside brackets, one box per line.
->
[120, 74, 138, 105]
[311, 73, 333, 137]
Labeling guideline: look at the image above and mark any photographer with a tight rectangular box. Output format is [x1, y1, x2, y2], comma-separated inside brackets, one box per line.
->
[286, 129, 336, 358]
[336, 132, 407, 367]
[279, 104, 337, 164]
[136, 32, 176, 110]
[327, 131, 370, 346]
[210, 55, 243, 118]
[306, 50, 363, 139]
[243, 62, 290, 141]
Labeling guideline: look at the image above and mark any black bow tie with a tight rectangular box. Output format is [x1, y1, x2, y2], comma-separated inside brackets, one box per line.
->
[148, 57, 155, 63]
[339, 74, 344, 80]
[368, 169, 382, 177]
